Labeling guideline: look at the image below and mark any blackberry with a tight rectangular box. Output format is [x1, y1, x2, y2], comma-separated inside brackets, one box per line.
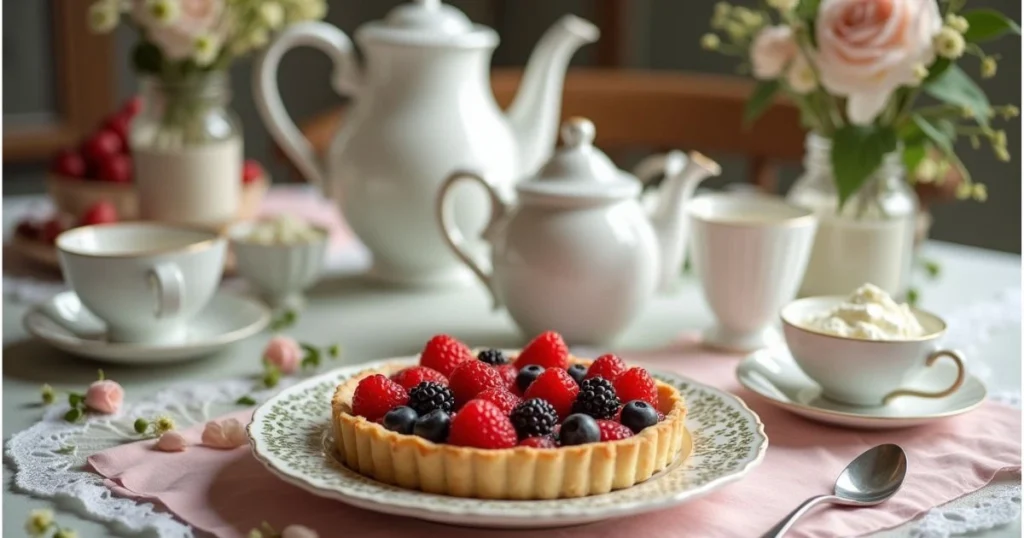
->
[572, 377, 621, 419]
[510, 398, 558, 439]
[567, 364, 588, 386]
[408, 381, 455, 416]
[477, 348, 508, 366]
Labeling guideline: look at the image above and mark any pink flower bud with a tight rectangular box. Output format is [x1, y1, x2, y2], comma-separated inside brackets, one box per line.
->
[84, 380, 124, 414]
[156, 431, 187, 452]
[201, 418, 248, 449]
[264, 336, 302, 374]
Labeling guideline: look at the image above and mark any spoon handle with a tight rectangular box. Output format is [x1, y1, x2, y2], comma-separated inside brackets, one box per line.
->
[760, 494, 838, 538]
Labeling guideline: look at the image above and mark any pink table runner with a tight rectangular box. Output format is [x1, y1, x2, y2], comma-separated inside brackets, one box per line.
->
[89, 335, 1021, 537]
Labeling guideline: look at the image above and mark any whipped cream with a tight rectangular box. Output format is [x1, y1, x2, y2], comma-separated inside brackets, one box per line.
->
[244, 215, 323, 245]
[802, 283, 925, 340]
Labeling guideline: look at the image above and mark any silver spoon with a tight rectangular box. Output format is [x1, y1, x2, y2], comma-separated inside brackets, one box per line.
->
[761, 444, 907, 538]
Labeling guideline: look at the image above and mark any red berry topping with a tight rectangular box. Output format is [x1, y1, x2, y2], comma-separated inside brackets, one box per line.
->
[352, 374, 408, 422]
[121, 96, 142, 117]
[597, 419, 634, 441]
[50, 149, 88, 178]
[390, 366, 447, 392]
[103, 114, 131, 148]
[97, 154, 132, 183]
[15, 220, 40, 240]
[585, 354, 627, 383]
[614, 367, 658, 407]
[476, 387, 521, 416]
[518, 436, 558, 449]
[448, 399, 517, 449]
[514, 331, 569, 370]
[496, 364, 518, 392]
[41, 218, 67, 245]
[523, 368, 579, 420]
[82, 129, 125, 165]
[449, 360, 504, 408]
[242, 159, 264, 184]
[80, 201, 118, 227]
[419, 334, 473, 378]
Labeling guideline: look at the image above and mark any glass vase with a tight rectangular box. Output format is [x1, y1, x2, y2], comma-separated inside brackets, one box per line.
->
[787, 133, 919, 299]
[130, 72, 242, 228]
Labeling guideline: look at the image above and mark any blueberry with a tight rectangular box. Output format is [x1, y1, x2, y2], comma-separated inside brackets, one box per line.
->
[382, 406, 418, 435]
[620, 400, 659, 434]
[558, 413, 600, 446]
[566, 364, 588, 386]
[412, 409, 450, 443]
[516, 364, 546, 393]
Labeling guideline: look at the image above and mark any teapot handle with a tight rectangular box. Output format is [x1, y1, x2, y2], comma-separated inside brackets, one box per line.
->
[437, 171, 509, 310]
[254, 22, 361, 191]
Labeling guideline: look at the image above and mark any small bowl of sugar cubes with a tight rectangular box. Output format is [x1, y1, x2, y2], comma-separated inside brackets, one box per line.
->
[228, 215, 329, 309]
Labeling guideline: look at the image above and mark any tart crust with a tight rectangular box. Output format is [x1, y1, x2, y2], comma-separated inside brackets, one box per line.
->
[331, 360, 688, 499]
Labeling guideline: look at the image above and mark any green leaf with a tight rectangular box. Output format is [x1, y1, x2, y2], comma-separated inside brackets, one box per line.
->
[831, 125, 898, 208]
[924, 58, 951, 84]
[236, 396, 257, 406]
[902, 142, 927, 175]
[328, 344, 340, 358]
[912, 115, 954, 153]
[68, 393, 83, 407]
[132, 42, 163, 74]
[300, 343, 321, 368]
[924, 260, 941, 279]
[744, 80, 780, 128]
[906, 287, 920, 306]
[925, 65, 992, 126]
[64, 408, 83, 423]
[796, 0, 822, 20]
[962, 9, 1021, 42]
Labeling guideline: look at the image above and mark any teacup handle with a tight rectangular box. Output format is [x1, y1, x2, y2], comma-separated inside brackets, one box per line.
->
[882, 350, 966, 405]
[437, 170, 509, 310]
[149, 264, 185, 319]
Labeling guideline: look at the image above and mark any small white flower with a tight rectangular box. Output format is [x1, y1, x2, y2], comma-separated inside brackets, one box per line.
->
[146, 0, 181, 26]
[193, 33, 221, 66]
[88, 1, 120, 33]
[293, 0, 327, 22]
[786, 54, 817, 94]
[281, 525, 319, 538]
[980, 56, 998, 78]
[767, 0, 799, 12]
[945, 14, 969, 33]
[934, 27, 966, 59]
[260, 2, 285, 29]
[911, 63, 929, 85]
[972, 183, 988, 202]
[25, 509, 54, 536]
[701, 33, 721, 51]
[914, 158, 939, 182]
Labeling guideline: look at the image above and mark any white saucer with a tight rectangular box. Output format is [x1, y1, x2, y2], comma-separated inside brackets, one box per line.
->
[24, 291, 271, 364]
[737, 347, 987, 429]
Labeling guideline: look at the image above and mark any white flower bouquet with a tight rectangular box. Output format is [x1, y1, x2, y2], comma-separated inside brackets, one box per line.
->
[703, 0, 1020, 206]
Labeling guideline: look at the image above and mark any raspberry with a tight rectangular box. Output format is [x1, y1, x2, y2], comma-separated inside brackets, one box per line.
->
[449, 360, 505, 408]
[614, 367, 658, 407]
[513, 331, 569, 370]
[572, 377, 621, 419]
[390, 366, 448, 392]
[510, 398, 558, 439]
[352, 374, 408, 422]
[518, 436, 557, 449]
[408, 381, 455, 416]
[419, 334, 473, 378]
[585, 354, 627, 383]
[596, 419, 634, 441]
[477, 348, 508, 365]
[497, 364, 518, 392]
[448, 399, 517, 449]
[523, 368, 579, 420]
[477, 387, 521, 416]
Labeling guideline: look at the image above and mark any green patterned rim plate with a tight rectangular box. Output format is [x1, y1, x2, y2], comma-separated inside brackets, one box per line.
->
[247, 357, 768, 529]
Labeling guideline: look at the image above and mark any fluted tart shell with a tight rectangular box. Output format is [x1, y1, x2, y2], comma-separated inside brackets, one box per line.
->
[331, 359, 688, 500]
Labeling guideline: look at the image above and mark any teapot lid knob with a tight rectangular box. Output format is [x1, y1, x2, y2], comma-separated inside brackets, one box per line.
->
[414, 0, 441, 8]
[561, 117, 596, 148]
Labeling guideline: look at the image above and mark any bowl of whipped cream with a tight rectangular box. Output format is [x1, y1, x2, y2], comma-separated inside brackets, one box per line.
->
[229, 215, 329, 308]
[780, 284, 965, 407]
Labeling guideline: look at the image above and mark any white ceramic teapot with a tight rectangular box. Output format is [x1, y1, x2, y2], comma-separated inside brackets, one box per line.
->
[437, 118, 722, 344]
[254, 0, 598, 286]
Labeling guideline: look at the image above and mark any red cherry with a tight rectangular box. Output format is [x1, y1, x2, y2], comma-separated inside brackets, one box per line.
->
[82, 129, 124, 165]
[80, 201, 119, 226]
[103, 114, 132, 150]
[50, 149, 88, 178]
[97, 154, 132, 183]
[121, 96, 142, 118]
[41, 218, 67, 245]
[242, 159, 263, 184]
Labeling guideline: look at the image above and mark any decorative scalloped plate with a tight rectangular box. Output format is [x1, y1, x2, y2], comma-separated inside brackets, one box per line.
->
[248, 357, 768, 529]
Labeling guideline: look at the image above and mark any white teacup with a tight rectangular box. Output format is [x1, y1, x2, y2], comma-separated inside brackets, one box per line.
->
[688, 193, 817, 351]
[781, 296, 966, 407]
[56, 223, 227, 344]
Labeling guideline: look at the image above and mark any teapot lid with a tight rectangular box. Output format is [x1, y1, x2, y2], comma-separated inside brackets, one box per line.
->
[358, 0, 498, 48]
[517, 118, 640, 201]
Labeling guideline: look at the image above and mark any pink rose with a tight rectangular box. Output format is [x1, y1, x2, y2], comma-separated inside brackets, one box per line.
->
[85, 380, 124, 414]
[156, 431, 188, 452]
[133, 0, 225, 60]
[264, 336, 302, 375]
[751, 26, 798, 80]
[816, 0, 941, 124]
[281, 525, 319, 538]
[201, 418, 248, 449]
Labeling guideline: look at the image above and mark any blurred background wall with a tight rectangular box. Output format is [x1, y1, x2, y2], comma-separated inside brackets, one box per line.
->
[4, 0, 1020, 252]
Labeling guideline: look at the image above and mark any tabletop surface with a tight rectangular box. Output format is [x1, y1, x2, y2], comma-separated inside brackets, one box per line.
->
[2, 193, 1020, 537]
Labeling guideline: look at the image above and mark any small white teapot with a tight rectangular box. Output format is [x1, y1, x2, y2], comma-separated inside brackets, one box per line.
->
[437, 118, 721, 344]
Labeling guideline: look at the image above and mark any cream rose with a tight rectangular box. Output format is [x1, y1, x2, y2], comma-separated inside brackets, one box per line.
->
[134, 0, 225, 61]
[751, 26, 798, 80]
[815, 0, 942, 125]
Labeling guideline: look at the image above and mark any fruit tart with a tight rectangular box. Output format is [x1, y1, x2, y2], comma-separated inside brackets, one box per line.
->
[331, 331, 687, 499]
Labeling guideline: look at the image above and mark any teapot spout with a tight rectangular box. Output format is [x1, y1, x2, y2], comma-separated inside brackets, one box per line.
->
[648, 151, 722, 291]
[506, 15, 598, 177]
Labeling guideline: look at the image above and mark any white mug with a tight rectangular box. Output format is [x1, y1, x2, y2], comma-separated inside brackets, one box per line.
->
[781, 296, 966, 407]
[56, 223, 226, 344]
[688, 193, 817, 351]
